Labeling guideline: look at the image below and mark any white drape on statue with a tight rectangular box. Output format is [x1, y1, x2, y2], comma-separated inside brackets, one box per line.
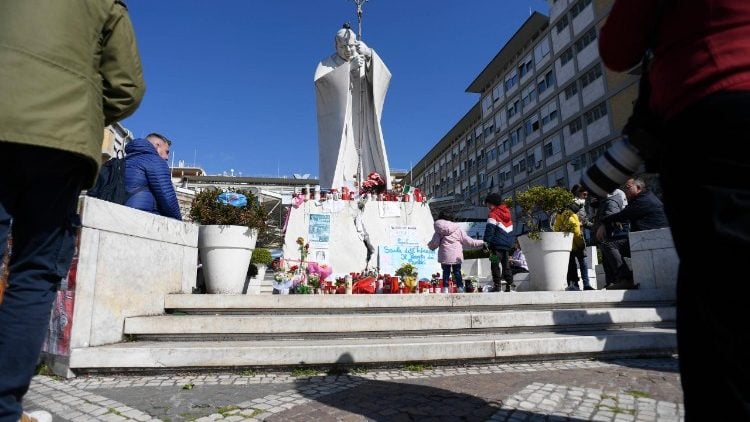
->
[314, 50, 391, 191]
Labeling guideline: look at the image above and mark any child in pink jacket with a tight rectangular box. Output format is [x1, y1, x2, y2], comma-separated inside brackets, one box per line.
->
[427, 212, 486, 292]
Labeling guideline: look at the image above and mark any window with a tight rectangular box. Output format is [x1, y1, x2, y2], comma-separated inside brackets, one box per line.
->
[494, 111, 505, 133]
[568, 117, 582, 134]
[510, 126, 524, 146]
[555, 14, 569, 34]
[541, 101, 559, 126]
[518, 158, 527, 173]
[524, 117, 540, 136]
[570, 0, 592, 18]
[583, 102, 608, 124]
[564, 82, 578, 100]
[559, 47, 574, 66]
[574, 27, 597, 53]
[483, 124, 494, 138]
[543, 142, 554, 158]
[504, 72, 519, 91]
[534, 38, 551, 59]
[506, 99, 520, 119]
[498, 139, 510, 154]
[571, 154, 587, 171]
[518, 59, 533, 79]
[482, 95, 493, 115]
[537, 70, 555, 95]
[521, 84, 537, 107]
[580, 64, 603, 89]
[492, 84, 503, 103]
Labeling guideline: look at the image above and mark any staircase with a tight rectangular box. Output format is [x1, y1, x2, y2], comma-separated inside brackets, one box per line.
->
[68, 290, 676, 373]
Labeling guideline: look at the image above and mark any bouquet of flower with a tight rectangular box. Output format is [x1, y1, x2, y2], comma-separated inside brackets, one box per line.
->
[394, 263, 417, 278]
[360, 172, 386, 195]
[272, 270, 292, 292]
[273, 270, 290, 282]
[296, 237, 309, 262]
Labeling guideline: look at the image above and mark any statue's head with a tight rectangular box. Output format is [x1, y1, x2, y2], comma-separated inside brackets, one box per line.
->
[335, 24, 357, 61]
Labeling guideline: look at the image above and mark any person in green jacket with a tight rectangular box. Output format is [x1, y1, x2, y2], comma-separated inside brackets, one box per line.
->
[0, 1, 145, 420]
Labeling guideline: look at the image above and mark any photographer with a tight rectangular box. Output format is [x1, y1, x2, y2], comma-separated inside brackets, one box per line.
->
[596, 1, 750, 419]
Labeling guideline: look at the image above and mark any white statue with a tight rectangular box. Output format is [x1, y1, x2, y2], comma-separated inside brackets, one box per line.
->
[314, 25, 392, 191]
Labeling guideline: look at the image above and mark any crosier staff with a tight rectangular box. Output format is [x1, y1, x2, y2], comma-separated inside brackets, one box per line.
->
[350, 0, 369, 191]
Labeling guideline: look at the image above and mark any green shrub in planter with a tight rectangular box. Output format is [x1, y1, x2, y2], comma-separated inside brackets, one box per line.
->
[247, 247, 273, 278]
[507, 185, 575, 240]
[189, 188, 268, 237]
[251, 248, 273, 266]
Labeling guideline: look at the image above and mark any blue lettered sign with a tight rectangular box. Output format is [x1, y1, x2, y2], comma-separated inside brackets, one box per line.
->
[378, 245, 439, 279]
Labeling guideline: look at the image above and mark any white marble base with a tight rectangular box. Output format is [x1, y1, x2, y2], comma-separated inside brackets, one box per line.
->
[70, 197, 198, 349]
[629, 228, 679, 291]
[283, 200, 439, 277]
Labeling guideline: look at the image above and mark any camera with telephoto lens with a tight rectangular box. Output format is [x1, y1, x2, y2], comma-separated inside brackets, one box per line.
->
[582, 90, 663, 198]
[581, 137, 644, 198]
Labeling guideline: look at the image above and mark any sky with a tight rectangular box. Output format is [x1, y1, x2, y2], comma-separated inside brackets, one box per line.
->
[122, 1, 548, 178]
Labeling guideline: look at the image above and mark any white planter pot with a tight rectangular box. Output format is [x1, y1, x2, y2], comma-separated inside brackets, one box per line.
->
[245, 265, 266, 295]
[518, 232, 573, 291]
[198, 225, 258, 294]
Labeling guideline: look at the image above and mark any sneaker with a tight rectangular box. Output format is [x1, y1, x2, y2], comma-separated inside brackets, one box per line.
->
[21, 410, 52, 422]
[456, 287, 465, 293]
[565, 284, 580, 291]
[583, 285, 595, 291]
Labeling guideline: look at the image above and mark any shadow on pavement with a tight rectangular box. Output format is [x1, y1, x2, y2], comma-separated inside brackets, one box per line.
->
[289, 353, 591, 422]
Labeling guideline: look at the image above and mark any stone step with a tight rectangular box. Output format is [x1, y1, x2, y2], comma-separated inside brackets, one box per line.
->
[165, 289, 676, 314]
[125, 307, 674, 340]
[69, 327, 676, 370]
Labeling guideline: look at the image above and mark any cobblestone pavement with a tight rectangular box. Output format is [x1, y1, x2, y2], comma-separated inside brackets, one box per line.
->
[25, 357, 683, 421]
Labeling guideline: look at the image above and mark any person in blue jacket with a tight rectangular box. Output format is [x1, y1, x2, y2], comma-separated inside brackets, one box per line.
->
[124, 133, 182, 220]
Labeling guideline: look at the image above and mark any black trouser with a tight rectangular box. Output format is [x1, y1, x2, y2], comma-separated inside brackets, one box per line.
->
[661, 91, 750, 421]
[0, 143, 86, 420]
[598, 237, 631, 285]
[489, 248, 512, 291]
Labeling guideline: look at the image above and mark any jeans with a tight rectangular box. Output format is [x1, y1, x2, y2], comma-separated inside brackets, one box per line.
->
[566, 249, 591, 288]
[0, 143, 85, 420]
[441, 263, 462, 288]
[661, 91, 750, 421]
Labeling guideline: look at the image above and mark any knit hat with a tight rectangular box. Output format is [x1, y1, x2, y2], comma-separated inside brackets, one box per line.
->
[484, 193, 503, 206]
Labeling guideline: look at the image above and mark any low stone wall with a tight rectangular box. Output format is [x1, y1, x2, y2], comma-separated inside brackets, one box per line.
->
[44, 197, 198, 376]
[630, 227, 679, 291]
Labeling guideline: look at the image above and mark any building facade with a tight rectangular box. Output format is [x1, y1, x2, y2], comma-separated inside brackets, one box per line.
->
[408, 0, 637, 220]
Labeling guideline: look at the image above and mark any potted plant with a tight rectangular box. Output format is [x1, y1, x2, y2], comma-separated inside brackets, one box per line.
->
[190, 188, 268, 294]
[395, 263, 418, 293]
[245, 247, 272, 294]
[507, 185, 575, 291]
[308, 273, 321, 294]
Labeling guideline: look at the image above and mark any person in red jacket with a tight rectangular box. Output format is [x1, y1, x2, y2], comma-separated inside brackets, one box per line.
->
[482, 193, 515, 292]
[600, 2, 750, 420]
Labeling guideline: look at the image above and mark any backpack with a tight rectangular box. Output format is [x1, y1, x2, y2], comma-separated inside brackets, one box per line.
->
[87, 152, 145, 205]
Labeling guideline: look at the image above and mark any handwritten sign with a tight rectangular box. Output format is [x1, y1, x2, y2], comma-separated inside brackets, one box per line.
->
[308, 213, 330, 247]
[378, 245, 439, 279]
[389, 225, 418, 245]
